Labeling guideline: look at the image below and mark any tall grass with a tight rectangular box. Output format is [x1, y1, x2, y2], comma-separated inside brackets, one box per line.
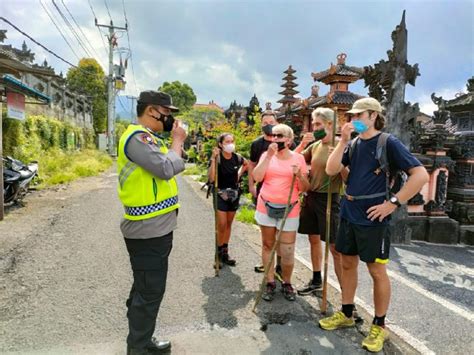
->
[37, 149, 113, 187]
[236, 205, 256, 225]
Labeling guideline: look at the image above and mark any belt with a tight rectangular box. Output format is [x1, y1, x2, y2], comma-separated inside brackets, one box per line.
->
[344, 192, 386, 201]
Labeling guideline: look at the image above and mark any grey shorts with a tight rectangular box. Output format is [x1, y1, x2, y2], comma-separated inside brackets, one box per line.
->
[255, 210, 300, 232]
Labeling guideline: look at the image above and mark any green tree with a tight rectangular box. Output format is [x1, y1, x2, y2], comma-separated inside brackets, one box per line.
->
[158, 81, 197, 112]
[66, 58, 107, 134]
[177, 106, 225, 127]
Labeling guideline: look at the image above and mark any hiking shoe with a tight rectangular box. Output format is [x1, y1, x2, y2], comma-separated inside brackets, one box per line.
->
[281, 283, 296, 301]
[254, 265, 265, 273]
[274, 265, 283, 283]
[262, 282, 276, 302]
[319, 311, 355, 330]
[222, 253, 236, 266]
[297, 280, 323, 296]
[362, 324, 388, 352]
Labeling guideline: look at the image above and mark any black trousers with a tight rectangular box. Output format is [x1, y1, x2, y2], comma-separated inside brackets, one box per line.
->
[124, 232, 173, 349]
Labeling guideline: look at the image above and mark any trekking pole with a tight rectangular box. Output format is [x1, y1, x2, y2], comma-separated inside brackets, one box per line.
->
[214, 153, 220, 277]
[321, 106, 338, 314]
[253, 173, 297, 312]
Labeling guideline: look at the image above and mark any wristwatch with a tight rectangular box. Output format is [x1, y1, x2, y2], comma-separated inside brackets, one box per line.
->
[389, 195, 401, 207]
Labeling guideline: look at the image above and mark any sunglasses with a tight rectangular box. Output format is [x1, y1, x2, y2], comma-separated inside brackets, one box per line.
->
[271, 133, 286, 138]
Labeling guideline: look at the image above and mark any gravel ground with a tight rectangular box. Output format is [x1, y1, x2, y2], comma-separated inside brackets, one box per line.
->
[0, 166, 414, 354]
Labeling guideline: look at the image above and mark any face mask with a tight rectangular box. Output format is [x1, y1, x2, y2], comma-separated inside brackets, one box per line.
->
[352, 120, 368, 134]
[313, 129, 327, 140]
[277, 141, 287, 151]
[152, 110, 175, 132]
[223, 143, 235, 153]
[262, 124, 274, 136]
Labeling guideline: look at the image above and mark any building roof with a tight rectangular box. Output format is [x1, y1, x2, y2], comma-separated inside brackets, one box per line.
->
[446, 92, 474, 109]
[192, 101, 224, 113]
[311, 53, 363, 84]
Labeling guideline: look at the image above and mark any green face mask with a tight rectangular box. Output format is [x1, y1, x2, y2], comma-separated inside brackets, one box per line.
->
[313, 129, 327, 140]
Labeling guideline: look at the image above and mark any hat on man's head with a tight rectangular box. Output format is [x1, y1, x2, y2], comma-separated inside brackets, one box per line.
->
[138, 90, 179, 112]
[347, 97, 383, 114]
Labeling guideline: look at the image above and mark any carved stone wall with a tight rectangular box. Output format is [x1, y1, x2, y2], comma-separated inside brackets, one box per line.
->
[22, 73, 93, 129]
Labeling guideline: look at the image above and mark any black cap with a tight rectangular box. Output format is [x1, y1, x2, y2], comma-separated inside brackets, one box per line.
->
[137, 90, 179, 112]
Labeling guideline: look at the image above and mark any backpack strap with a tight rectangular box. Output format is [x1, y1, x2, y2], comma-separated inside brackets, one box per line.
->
[375, 132, 391, 199]
[348, 136, 360, 162]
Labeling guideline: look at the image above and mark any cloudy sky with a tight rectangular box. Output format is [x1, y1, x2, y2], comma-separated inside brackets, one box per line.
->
[1, 0, 473, 116]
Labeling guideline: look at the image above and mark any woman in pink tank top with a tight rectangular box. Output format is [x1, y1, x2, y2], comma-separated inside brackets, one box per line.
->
[252, 124, 310, 302]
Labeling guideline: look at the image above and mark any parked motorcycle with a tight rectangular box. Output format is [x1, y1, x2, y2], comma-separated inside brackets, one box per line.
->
[3, 156, 39, 206]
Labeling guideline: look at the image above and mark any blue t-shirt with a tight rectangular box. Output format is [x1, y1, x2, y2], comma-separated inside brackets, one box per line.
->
[340, 133, 422, 226]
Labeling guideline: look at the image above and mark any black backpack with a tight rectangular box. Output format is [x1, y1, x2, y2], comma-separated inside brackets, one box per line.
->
[348, 132, 406, 198]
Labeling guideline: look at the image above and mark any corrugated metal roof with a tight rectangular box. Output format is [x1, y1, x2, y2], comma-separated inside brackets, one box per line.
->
[1, 74, 51, 102]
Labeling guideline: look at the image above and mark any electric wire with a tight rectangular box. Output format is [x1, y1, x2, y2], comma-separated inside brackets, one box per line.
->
[87, 0, 108, 57]
[0, 16, 109, 83]
[60, 0, 103, 63]
[104, 0, 113, 22]
[37, 0, 80, 61]
[121, 0, 138, 93]
[52, 0, 93, 58]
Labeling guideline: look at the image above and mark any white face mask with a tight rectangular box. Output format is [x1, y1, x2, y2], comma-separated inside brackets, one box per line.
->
[223, 143, 235, 153]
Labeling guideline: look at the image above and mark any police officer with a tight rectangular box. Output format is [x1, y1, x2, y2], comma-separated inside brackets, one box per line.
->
[118, 90, 187, 355]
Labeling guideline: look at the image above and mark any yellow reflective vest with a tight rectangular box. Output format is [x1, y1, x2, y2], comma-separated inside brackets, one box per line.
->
[117, 124, 179, 220]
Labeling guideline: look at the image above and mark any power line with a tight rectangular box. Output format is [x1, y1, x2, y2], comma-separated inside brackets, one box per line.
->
[122, 0, 138, 94]
[0, 16, 109, 82]
[60, 0, 102, 62]
[104, 0, 113, 22]
[37, 0, 80, 62]
[52, 0, 93, 58]
[87, 0, 108, 57]
[117, 95, 127, 115]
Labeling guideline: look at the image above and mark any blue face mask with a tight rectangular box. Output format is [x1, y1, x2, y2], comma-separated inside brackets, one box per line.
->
[352, 120, 368, 133]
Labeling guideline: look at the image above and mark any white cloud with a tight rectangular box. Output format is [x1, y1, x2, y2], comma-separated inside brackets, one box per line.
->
[416, 85, 467, 116]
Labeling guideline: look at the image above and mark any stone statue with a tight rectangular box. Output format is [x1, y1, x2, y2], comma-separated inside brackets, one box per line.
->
[311, 85, 320, 97]
[435, 170, 447, 207]
[362, 10, 420, 148]
[431, 93, 447, 111]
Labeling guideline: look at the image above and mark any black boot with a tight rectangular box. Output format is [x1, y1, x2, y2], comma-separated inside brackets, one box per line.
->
[222, 244, 236, 266]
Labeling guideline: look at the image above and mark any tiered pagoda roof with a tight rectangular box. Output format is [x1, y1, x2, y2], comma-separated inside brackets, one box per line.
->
[278, 65, 299, 106]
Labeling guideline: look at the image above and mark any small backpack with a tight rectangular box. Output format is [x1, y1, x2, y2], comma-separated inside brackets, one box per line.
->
[348, 132, 406, 198]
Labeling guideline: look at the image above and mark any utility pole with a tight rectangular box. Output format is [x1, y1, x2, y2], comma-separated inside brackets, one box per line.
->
[126, 95, 137, 124]
[96, 20, 127, 156]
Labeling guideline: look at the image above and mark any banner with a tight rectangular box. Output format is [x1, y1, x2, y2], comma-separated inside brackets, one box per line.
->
[6, 91, 25, 120]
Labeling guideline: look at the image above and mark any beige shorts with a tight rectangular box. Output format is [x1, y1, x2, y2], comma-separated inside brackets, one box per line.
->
[255, 210, 300, 232]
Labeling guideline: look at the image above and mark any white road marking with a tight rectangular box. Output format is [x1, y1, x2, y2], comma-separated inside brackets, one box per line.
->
[295, 253, 437, 355]
[394, 247, 473, 291]
[386, 269, 473, 322]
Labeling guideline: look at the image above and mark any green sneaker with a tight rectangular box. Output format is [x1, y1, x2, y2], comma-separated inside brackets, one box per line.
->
[362, 324, 388, 352]
[319, 311, 355, 330]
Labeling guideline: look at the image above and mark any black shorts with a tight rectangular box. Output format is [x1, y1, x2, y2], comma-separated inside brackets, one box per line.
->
[298, 192, 340, 243]
[336, 218, 391, 264]
[214, 193, 240, 212]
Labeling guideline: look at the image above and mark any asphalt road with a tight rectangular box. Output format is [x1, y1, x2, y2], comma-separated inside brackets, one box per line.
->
[1, 168, 413, 354]
[295, 218, 474, 354]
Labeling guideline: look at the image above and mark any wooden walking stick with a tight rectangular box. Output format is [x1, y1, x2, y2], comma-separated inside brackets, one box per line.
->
[214, 153, 220, 277]
[253, 173, 297, 312]
[321, 107, 338, 314]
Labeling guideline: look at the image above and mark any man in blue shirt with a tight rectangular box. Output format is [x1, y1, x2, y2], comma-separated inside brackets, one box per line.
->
[319, 98, 429, 352]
